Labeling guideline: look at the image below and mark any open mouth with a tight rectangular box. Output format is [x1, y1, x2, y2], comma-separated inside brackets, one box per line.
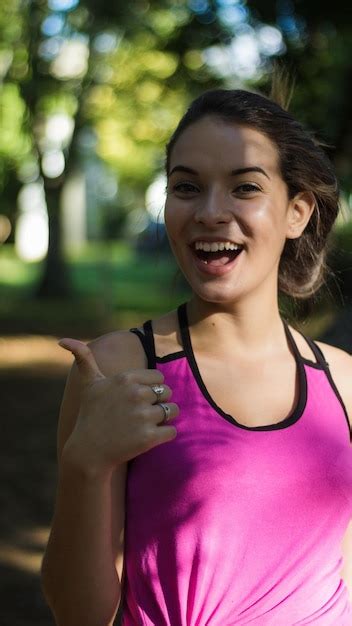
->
[193, 248, 243, 267]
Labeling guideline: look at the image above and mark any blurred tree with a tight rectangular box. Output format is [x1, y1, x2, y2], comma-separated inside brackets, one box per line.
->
[0, 2, 33, 237]
[251, 0, 352, 192]
[0, 0, 232, 297]
[1, 0, 352, 299]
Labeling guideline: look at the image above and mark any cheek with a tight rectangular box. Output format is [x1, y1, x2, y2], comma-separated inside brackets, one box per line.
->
[164, 202, 185, 240]
[164, 210, 180, 257]
[246, 199, 288, 241]
[164, 208, 175, 242]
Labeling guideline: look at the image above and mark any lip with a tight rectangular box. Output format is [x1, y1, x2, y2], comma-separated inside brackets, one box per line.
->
[190, 246, 244, 276]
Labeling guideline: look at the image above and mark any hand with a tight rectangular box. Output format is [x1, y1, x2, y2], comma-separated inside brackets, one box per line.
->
[58, 338, 178, 474]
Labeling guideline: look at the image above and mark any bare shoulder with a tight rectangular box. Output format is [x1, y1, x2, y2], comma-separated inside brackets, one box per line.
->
[315, 340, 352, 426]
[315, 339, 352, 370]
[86, 328, 148, 376]
[56, 329, 148, 458]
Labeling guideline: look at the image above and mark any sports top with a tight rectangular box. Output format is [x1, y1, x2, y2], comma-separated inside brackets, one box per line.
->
[121, 302, 352, 625]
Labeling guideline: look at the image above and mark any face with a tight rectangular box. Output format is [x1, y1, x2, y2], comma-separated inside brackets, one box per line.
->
[164, 116, 302, 306]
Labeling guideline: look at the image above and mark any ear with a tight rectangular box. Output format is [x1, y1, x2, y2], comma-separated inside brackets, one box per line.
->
[285, 191, 316, 240]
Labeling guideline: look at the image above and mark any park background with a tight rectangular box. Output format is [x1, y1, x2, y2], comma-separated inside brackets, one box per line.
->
[1, 0, 352, 624]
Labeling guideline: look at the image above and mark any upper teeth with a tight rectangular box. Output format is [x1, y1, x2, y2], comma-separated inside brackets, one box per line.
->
[194, 241, 242, 252]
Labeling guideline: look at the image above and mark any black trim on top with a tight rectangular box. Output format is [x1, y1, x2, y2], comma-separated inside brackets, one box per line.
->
[129, 322, 156, 369]
[293, 327, 351, 440]
[142, 320, 157, 369]
[177, 302, 307, 432]
[156, 351, 186, 363]
[130, 326, 185, 367]
[325, 368, 351, 440]
[293, 328, 330, 369]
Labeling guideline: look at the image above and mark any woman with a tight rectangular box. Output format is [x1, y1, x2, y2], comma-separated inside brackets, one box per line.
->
[41, 88, 352, 625]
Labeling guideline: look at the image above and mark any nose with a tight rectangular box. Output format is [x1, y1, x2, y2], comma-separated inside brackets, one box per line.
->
[193, 187, 232, 226]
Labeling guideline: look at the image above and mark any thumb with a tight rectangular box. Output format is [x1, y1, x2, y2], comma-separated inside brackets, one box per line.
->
[59, 338, 105, 384]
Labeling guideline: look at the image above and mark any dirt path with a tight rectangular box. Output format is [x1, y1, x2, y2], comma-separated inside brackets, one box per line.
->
[0, 336, 73, 625]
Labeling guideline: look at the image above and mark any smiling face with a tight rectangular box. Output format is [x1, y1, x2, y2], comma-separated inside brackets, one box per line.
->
[164, 115, 308, 307]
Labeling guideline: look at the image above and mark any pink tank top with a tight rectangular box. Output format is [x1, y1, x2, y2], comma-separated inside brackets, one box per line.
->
[121, 302, 352, 625]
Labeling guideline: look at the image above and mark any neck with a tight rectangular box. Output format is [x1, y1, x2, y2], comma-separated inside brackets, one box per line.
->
[187, 291, 286, 357]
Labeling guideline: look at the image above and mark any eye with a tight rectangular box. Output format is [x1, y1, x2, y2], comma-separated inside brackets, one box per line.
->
[235, 183, 261, 194]
[171, 181, 200, 195]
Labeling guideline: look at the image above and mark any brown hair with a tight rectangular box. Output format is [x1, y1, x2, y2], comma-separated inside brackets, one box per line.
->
[165, 88, 339, 299]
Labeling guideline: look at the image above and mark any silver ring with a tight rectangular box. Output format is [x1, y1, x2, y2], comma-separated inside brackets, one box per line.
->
[151, 384, 164, 403]
[159, 403, 171, 423]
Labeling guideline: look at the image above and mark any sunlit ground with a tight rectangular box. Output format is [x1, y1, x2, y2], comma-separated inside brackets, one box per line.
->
[0, 333, 72, 626]
[0, 335, 78, 375]
[0, 526, 50, 576]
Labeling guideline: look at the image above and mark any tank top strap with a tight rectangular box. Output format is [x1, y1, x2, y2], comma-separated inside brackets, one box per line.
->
[178, 302, 188, 347]
[282, 320, 329, 369]
[302, 334, 330, 368]
[282, 319, 304, 363]
[129, 321, 156, 369]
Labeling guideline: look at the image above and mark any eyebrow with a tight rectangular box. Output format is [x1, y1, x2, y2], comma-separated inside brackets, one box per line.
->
[168, 165, 270, 179]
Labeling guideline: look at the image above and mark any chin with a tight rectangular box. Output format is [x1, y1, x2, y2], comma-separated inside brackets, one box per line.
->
[191, 285, 245, 305]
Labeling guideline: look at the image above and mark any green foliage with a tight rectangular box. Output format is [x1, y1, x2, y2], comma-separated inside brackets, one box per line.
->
[0, 83, 32, 161]
[2, 0, 352, 301]
[0, 242, 191, 334]
[253, 1, 352, 191]
[0, 0, 230, 204]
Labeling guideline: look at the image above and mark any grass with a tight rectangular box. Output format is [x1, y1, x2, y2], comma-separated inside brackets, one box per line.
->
[0, 233, 350, 338]
[0, 242, 191, 336]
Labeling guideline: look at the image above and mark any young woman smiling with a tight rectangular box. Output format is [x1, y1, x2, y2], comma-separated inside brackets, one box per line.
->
[41, 88, 352, 625]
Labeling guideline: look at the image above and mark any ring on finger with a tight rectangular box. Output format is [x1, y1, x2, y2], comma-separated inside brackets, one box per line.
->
[159, 402, 171, 423]
[151, 384, 164, 403]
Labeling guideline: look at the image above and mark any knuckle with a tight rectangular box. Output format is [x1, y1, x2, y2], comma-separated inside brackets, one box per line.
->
[75, 344, 90, 359]
[84, 377, 105, 394]
[140, 427, 155, 447]
[152, 369, 164, 383]
[136, 404, 150, 422]
[125, 382, 141, 402]
[163, 385, 172, 399]
[115, 371, 130, 385]
[130, 383, 148, 400]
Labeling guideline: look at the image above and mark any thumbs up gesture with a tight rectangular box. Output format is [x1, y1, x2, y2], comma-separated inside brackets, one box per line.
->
[58, 338, 178, 475]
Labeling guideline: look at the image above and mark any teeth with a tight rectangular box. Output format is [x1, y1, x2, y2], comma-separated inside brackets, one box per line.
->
[194, 241, 243, 252]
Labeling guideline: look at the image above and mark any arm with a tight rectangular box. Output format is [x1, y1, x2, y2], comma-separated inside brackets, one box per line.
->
[42, 444, 126, 626]
[41, 333, 132, 626]
[41, 331, 177, 626]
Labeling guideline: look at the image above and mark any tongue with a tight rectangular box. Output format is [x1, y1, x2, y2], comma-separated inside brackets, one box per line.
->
[197, 250, 240, 266]
[206, 254, 232, 266]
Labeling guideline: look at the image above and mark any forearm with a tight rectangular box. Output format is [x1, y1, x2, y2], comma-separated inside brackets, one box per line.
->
[41, 450, 123, 626]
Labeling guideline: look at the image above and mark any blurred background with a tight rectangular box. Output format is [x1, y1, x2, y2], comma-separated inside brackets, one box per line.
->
[1, 0, 352, 623]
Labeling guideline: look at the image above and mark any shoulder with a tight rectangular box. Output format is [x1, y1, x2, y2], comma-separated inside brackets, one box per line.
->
[86, 329, 149, 377]
[315, 340, 352, 426]
[315, 340, 352, 363]
[314, 339, 352, 372]
[56, 329, 149, 458]
[86, 308, 181, 372]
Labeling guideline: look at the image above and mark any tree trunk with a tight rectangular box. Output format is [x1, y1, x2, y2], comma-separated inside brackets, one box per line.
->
[36, 175, 71, 298]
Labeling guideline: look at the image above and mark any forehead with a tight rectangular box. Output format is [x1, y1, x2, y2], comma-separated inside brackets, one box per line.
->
[169, 116, 280, 174]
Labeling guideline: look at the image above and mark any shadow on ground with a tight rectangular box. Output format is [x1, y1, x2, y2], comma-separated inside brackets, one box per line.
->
[0, 342, 69, 626]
